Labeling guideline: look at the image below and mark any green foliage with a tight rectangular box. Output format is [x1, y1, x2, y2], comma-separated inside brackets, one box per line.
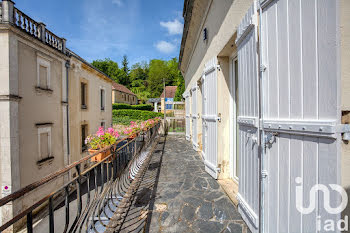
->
[112, 103, 153, 111]
[92, 57, 185, 103]
[113, 109, 163, 121]
[112, 116, 135, 125]
[91, 58, 121, 83]
[174, 78, 185, 101]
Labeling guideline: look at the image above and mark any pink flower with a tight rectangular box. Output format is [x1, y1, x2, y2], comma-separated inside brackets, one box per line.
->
[107, 127, 114, 134]
[97, 130, 104, 137]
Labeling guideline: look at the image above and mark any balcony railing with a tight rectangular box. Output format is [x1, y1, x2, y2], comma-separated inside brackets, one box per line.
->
[0, 123, 160, 232]
[0, 1, 66, 54]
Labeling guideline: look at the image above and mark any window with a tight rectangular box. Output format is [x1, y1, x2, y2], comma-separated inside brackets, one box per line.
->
[114, 90, 117, 103]
[36, 56, 51, 90]
[124, 94, 127, 101]
[101, 121, 105, 129]
[81, 82, 87, 109]
[127, 95, 129, 102]
[100, 88, 105, 111]
[81, 124, 88, 152]
[37, 126, 52, 161]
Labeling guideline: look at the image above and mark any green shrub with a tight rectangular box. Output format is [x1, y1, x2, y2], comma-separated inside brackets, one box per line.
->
[112, 103, 153, 111]
[112, 116, 135, 125]
[113, 109, 163, 121]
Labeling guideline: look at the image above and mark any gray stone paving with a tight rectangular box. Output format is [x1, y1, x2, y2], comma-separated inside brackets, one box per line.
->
[117, 135, 249, 233]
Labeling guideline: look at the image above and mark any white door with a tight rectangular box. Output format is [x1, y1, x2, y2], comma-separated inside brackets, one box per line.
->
[191, 86, 199, 150]
[202, 57, 219, 179]
[184, 93, 191, 141]
[260, 0, 341, 232]
[235, 2, 260, 233]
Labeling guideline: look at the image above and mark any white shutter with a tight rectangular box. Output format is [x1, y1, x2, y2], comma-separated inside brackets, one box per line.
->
[191, 85, 199, 150]
[260, 0, 341, 232]
[202, 57, 219, 179]
[184, 92, 191, 141]
[236, 2, 260, 233]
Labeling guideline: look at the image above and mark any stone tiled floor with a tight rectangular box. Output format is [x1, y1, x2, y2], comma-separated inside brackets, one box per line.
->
[118, 135, 249, 233]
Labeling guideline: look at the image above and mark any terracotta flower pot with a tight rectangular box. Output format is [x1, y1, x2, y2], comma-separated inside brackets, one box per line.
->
[128, 134, 137, 140]
[89, 149, 111, 162]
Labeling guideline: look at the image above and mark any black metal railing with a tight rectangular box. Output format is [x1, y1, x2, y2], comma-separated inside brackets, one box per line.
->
[0, 123, 160, 233]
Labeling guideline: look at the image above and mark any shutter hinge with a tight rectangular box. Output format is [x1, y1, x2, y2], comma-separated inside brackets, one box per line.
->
[337, 124, 350, 141]
[216, 65, 221, 71]
[261, 170, 268, 178]
[260, 65, 267, 72]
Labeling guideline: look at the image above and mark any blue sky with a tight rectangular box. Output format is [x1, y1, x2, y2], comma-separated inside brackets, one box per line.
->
[15, 0, 184, 66]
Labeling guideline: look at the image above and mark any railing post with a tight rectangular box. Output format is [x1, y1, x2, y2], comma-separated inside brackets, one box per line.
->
[61, 37, 66, 54]
[2, 0, 15, 24]
[38, 22, 46, 43]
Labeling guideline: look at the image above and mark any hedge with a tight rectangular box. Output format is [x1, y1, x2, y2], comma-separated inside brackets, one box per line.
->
[112, 103, 153, 111]
[112, 109, 163, 121]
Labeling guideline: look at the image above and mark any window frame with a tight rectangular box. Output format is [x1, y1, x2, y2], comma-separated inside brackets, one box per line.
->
[81, 82, 88, 109]
[36, 56, 51, 90]
[100, 87, 106, 111]
[37, 126, 52, 161]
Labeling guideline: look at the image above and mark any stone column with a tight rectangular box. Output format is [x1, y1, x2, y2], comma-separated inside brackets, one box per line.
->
[154, 102, 158, 112]
[1, 0, 15, 24]
[38, 22, 46, 43]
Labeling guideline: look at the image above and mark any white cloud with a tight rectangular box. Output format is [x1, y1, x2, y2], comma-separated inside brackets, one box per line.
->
[112, 0, 123, 6]
[155, 41, 176, 54]
[160, 19, 183, 35]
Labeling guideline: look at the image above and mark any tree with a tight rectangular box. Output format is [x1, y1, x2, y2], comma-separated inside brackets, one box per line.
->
[91, 58, 121, 83]
[122, 55, 130, 74]
[120, 55, 131, 87]
[92, 57, 185, 101]
[174, 78, 185, 101]
[147, 59, 169, 98]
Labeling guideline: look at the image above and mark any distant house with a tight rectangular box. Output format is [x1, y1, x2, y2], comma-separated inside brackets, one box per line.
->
[160, 86, 177, 100]
[160, 86, 177, 110]
[112, 82, 138, 105]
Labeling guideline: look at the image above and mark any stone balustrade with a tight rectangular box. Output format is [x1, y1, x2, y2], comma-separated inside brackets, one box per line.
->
[0, 0, 66, 54]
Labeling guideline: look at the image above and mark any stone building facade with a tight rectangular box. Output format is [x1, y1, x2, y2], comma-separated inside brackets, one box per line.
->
[112, 82, 138, 105]
[0, 0, 112, 229]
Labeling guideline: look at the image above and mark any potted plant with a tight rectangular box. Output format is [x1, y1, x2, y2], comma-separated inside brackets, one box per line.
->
[85, 127, 120, 162]
[123, 121, 140, 139]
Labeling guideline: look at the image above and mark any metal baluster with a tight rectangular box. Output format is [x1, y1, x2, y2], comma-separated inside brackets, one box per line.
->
[86, 170, 91, 204]
[100, 163, 104, 192]
[113, 149, 117, 180]
[69, 165, 82, 231]
[76, 164, 82, 215]
[26, 211, 33, 233]
[63, 186, 69, 233]
[49, 197, 54, 233]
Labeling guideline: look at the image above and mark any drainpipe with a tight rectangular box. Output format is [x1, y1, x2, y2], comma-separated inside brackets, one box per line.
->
[65, 61, 70, 162]
[258, 3, 265, 233]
